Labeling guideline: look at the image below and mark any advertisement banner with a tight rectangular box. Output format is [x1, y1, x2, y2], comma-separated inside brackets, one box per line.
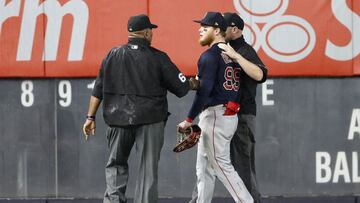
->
[0, 0, 359, 77]
[151, 0, 360, 76]
[0, 0, 147, 77]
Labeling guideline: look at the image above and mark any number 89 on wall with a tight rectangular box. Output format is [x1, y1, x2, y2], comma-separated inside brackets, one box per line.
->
[20, 80, 72, 107]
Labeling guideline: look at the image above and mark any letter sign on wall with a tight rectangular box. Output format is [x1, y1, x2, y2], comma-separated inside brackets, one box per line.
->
[0, 0, 359, 77]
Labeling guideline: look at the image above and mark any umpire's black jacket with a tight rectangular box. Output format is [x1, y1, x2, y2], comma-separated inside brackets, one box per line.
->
[92, 38, 190, 127]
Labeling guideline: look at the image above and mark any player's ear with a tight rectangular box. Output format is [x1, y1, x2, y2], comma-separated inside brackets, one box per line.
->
[214, 27, 220, 35]
[144, 29, 148, 37]
[232, 26, 237, 33]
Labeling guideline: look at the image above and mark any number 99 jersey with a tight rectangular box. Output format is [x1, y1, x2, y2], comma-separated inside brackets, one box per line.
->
[187, 42, 242, 120]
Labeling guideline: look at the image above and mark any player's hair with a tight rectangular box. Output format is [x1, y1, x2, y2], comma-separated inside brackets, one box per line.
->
[219, 30, 226, 38]
[212, 26, 226, 38]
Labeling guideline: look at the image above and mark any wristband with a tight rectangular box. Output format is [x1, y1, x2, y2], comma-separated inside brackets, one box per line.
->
[86, 115, 95, 121]
[185, 117, 193, 123]
[226, 101, 240, 113]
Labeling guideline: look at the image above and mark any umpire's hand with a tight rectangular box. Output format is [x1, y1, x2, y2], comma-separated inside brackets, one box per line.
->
[83, 119, 96, 140]
[188, 77, 200, 90]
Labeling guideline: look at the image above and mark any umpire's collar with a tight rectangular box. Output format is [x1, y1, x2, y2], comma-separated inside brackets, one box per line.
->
[229, 35, 246, 50]
[128, 37, 150, 47]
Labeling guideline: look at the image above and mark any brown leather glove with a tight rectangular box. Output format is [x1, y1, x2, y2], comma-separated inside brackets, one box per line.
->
[173, 124, 201, 153]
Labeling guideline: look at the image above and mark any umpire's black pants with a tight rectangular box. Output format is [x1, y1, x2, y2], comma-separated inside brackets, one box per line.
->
[103, 121, 165, 203]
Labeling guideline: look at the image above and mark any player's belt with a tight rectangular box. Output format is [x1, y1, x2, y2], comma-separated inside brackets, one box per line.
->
[205, 101, 240, 116]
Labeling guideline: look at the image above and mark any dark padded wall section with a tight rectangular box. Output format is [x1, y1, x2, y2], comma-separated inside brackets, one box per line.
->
[255, 78, 360, 196]
[0, 200, 47, 203]
[0, 78, 360, 199]
[0, 80, 55, 198]
[262, 196, 356, 203]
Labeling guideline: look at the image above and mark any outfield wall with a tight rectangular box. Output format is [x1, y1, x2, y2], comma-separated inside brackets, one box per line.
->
[0, 78, 359, 200]
[1, 0, 360, 202]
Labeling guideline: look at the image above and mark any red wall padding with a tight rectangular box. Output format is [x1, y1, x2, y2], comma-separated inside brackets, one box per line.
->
[0, 0, 359, 77]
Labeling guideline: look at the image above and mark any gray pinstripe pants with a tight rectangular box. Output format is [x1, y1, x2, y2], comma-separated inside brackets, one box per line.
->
[196, 105, 253, 203]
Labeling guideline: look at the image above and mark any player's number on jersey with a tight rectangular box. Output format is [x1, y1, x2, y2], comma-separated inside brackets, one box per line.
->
[58, 80, 72, 107]
[21, 80, 34, 107]
[178, 73, 186, 83]
[223, 67, 240, 91]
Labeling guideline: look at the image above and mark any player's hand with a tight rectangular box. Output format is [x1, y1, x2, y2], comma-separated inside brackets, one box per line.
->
[188, 77, 200, 90]
[218, 43, 238, 59]
[83, 119, 96, 140]
[177, 119, 192, 130]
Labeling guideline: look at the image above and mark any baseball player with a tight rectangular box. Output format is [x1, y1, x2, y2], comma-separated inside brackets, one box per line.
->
[178, 12, 253, 203]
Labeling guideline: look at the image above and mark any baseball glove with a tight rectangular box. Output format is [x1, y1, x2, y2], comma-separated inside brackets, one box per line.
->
[173, 124, 201, 153]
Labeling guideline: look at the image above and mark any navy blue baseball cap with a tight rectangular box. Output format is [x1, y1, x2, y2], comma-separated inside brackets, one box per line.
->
[193, 12, 227, 31]
[223, 12, 244, 30]
[127, 14, 158, 32]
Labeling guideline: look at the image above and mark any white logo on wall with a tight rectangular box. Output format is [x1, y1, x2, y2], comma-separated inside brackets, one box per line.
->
[0, 0, 89, 61]
[326, 0, 360, 61]
[233, 0, 316, 62]
[233, 0, 360, 62]
[315, 109, 360, 183]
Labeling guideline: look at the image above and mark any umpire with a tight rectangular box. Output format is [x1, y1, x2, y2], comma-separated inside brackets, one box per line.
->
[83, 14, 196, 203]
[220, 12, 268, 203]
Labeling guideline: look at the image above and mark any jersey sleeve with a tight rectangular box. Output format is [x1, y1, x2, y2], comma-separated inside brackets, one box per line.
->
[91, 48, 116, 100]
[92, 57, 106, 100]
[92, 69, 103, 100]
[159, 52, 190, 98]
[187, 52, 218, 120]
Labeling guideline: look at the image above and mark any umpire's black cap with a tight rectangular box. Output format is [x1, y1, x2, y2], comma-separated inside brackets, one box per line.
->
[193, 12, 227, 31]
[127, 14, 158, 32]
[223, 12, 244, 30]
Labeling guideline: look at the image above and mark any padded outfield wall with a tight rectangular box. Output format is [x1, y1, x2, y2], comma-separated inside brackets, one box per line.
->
[0, 0, 360, 202]
[0, 78, 360, 201]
